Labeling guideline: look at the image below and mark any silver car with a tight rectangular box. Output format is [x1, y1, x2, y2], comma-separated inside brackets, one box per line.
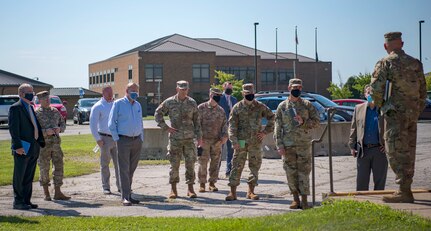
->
[0, 95, 20, 125]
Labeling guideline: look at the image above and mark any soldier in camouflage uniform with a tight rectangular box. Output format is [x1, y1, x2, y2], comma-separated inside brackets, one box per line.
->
[370, 32, 426, 203]
[197, 88, 228, 193]
[155, 80, 203, 199]
[274, 79, 320, 209]
[225, 83, 275, 201]
[35, 91, 71, 201]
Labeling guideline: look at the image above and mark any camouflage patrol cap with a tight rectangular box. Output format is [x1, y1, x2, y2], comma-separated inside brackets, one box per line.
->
[210, 88, 222, 95]
[242, 83, 255, 94]
[36, 91, 49, 100]
[384, 32, 402, 42]
[289, 78, 302, 87]
[176, 80, 189, 89]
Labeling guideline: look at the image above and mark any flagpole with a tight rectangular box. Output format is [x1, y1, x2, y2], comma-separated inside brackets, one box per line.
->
[295, 26, 298, 79]
[275, 27, 278, 91]
[314, 27, 318, 92]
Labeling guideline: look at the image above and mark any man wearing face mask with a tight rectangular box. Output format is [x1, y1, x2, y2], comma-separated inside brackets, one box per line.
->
[197, 88, 228, 193]
[218, 82, 238, 178]
[371, 32, 426, 203]
[225, 83, 274, 201]
[349, 85, 387, 191]
[8, 83, 45, 210]
[155, 80, 203, 199]
[274, 78, 320, 209]
[35, 91, 70, 201]
[108, 83, 143, 206]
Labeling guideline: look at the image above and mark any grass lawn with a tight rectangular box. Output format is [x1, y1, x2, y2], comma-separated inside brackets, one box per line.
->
[0, 200, 430, 230]
[0, 134, 169, 186]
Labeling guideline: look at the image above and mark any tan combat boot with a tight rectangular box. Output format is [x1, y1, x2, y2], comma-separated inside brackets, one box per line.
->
[199, 183, 206, 193]
[289, 192, 300, 209]
[43, 185, 52, 201]
[187, 184, 197, 198]
[53, 186, 71, 200]
[168, 183, 178, 199]
[301, 195, 310, 209]
[225, 186, 237, 201]
[209, 182, 218, 192]
[246, 184, 260, 200]
[383, 184, 414, 203]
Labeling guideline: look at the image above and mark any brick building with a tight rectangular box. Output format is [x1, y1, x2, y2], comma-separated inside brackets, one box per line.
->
[0, 69, 53, 95]
[89, 34, 331, 110]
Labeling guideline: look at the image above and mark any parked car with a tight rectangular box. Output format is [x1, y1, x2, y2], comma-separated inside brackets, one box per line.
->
[0, 95, 20, 125]
[256, 96, 347, 125]
[256, 91, 354, 121]
[333, 99, 366, 107]
[73, 98, 99, 124]
[427, 90, 431, 100]
[33, 95, 68, 122]
[419, 98, 431, 120]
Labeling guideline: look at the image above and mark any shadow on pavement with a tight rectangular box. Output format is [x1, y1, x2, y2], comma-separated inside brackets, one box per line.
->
[143, 203, 203, 211]
[52, 200, 103, 208]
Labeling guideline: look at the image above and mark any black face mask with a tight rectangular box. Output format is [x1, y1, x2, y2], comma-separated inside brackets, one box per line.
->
[225, 88, 233, 95]
[291, 89, 301, 98]
[24, 93, 34, 101]
[245, 94, 255, 101]
[212, 95, 221, 103]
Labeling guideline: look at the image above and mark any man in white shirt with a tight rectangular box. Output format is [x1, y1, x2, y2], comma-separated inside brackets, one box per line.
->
[90, 86, 120, 195]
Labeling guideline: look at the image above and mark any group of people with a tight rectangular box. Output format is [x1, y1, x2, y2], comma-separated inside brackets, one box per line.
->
[9, 31, 426, 211]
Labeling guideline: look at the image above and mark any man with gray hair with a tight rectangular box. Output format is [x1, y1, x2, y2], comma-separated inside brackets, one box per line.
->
[109, 83, 143, 206]
[9, 83, 45, 210]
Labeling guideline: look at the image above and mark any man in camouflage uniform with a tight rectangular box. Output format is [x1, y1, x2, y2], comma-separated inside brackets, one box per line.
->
[274, 79, 320, 209]
[155, 80, 203, 199]
[197, 88, 228, 193]
[225, 83, 275, 201]
[35, 91, 71, 201]
[370, 32, 426, 203]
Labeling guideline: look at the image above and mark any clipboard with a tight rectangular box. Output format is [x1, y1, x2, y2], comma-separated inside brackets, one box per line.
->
[12, 140, 31, 155]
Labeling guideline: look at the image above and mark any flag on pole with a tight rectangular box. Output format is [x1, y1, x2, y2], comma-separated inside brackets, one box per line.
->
[295, 27, 298, 45]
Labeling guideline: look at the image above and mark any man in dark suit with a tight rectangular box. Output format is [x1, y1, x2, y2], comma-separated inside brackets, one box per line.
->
[349, 85, 387, 191]
[218, 82, 238, 177]
[8, 83, 45, 210]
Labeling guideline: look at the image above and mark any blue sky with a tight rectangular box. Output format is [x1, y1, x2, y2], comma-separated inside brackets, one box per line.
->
[1, 0, 430, 88]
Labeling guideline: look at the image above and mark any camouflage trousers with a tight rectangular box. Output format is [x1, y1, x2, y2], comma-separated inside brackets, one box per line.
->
[167, 138, 196, 185]
[38, 136, 64, 187]
[384, 113, 417, 189]
[283, 144, 311, 195]
[197, 138, 222, 184]
[228, 143, 262, 187]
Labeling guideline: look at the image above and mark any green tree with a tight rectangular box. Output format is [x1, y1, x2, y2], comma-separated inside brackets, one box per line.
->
[352, 73, 372, 99]
[327, 82, 353, 99]
[212, 70, 244, 100]
[344, 76, 361, 98]
[425, 72, 431, 91]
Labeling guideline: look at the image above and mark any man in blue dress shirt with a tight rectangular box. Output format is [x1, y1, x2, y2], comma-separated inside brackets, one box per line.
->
[349, 85, 388, 191]
[108, 83, 143, 206]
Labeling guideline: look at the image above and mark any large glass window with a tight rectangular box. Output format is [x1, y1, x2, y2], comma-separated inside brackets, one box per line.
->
[261, 70, 275, 85]
[278, 69, 294, 84]
[145, 64, 163, 82]
[217, 66, 255, 83]
[128, 65, 133, 80]
[192, 64, 210, 83]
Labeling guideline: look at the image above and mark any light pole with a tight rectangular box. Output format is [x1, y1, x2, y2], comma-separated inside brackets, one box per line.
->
[254, 22, 259, 90]
[419, 20, 425, 62]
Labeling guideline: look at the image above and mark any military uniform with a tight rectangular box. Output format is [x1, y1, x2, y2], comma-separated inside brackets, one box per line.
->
[35, 91, 70, 201]
[197, 89, 227, 187]
[155, 82, 202, 186]
[371, 32, 426, 202]
[228, 85, 275, 189]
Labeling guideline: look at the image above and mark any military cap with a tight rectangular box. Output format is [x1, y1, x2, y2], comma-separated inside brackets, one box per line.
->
[242, 83, 255, 94]
[384, 32, 402, 42]
[289, 78, 302, 87]
[36, 91, 49, 99]
[210, 88, 222, 95]
[176, 80, 189, 89]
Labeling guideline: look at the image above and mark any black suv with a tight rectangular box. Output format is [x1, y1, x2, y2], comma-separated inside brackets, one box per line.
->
[73, 98, 99, 124]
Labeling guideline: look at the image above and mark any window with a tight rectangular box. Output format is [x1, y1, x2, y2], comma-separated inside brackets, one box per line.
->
[217, 66, 255, 83]
[96, 74, 99, 84]
[128, 65, 133, 80]
[89, 76, 92, 85]
[145, 64, 163, 82]
[261, 70, 275, 85]
[103, 71, 107, 83]
[192, 64, 210, 83]
[111, 72, 115, 82]
[278, 69, 294, 84]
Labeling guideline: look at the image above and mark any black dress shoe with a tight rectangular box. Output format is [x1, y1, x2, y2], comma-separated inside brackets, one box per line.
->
[13, 204, 31, 210]
[122, 199, 132, 206]
[27, 203, 38, 209]
[129, 198, 140, 204]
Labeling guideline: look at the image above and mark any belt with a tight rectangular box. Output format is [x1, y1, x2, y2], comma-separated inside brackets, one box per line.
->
[119, 134, 141, 139]
[364, 143, 380, 148]
[99, 132, 112, 137]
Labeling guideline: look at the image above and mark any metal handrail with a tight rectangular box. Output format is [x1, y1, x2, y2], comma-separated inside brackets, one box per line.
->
[311, 108, 336, 206]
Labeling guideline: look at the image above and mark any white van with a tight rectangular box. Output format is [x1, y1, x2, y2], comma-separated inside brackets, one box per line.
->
[0, 95, 20, 125]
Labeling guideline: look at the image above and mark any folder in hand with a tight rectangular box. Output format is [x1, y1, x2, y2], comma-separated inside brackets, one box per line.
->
[12, 140, 31, 155]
